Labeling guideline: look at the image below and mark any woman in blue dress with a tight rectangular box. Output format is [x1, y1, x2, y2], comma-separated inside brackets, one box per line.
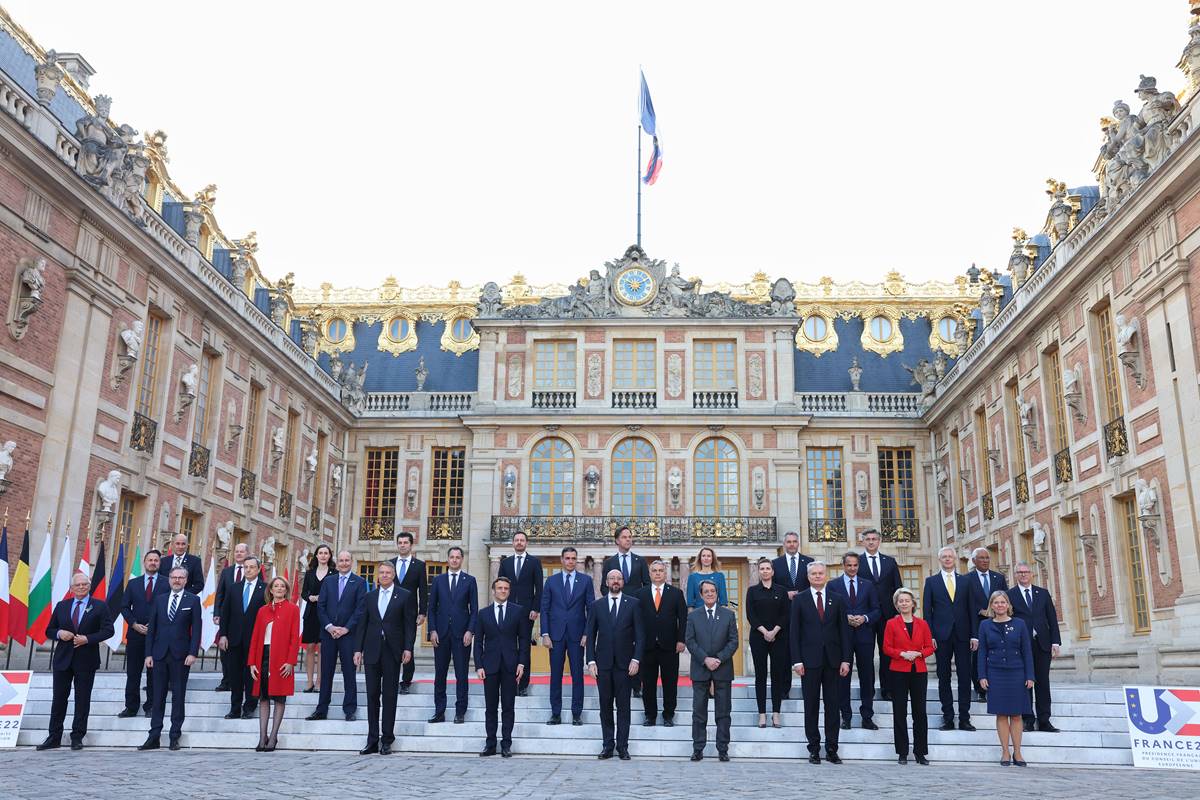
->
[976, 589, 1034, 766]
[685, 546, 727, 608]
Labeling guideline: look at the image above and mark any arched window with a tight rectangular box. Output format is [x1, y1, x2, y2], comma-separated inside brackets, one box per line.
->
[530, 438, 573, 515]
[387, 318, 410, 342]
[694, 438, 739, 516]
[612, 438, 656, 516]
[869, 315, 894, 342]
[450, 318, 473, 341]
[327, 318, 348, 343]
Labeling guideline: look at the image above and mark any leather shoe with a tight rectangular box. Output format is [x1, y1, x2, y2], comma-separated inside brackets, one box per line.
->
[168, 739, 181, 751]
[479, 746, 497, 757]
[840, 718, 851, 730]
[808, 754, 821, 764]
[915, 755, 930, 765]
[306, 711, 327, 721]
[242, 709, 257, 719]
[36, 737, 60, 751]
[137, 738, 159, 751]
[690, 751, 704, 761]
[380, 743, 392, 755]
[359, 742, 379, 755]
[345, 713, 357, 722]
[453, 715, 465, 724]
[398, 684, 410, 695]
[959, 721, 977, 732]
[642, 718, 656, 727]
[546, 715, 561, 725]
[572, 716, 583, 726]
[70, 741, 83, 751]
[718, 752, 730, 762]
[117, 709, 139, 718]
[518, 687, 529, 697]
[501, 746, 512, 758]
[617, 749, 631, 760]
[826, 753, 843, 765]
[1023, 716, 1036, 729]
[662, 717, 674, 727]
[214, 682, 230, 691]
[939, 720, 955, 731]
[898, 756, 908, 765]
[1013, 759, 1027, 767]
[862, 719, 879, 731]
[428, 713, 445, 724]
[224, 712, 240, 720]
[1038, 722, 1061, 733]
[597, 748, 614, 760]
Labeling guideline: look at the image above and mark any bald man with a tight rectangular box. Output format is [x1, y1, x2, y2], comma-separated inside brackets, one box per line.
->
[307, 550, 368, 722]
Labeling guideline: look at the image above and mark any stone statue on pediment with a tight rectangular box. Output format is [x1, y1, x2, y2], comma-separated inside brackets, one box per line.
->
[933, 350, 947, 380]
[1135, 478, 1158, 518]
[769, 278, 796, 316]
[663, 264, 698, 314]
[0, 440, 15, 484]
[848, 357, 862, 392]
[904, 359, 937, 411]
[20, 256, 47, 303]
[1134, 75, 1181, 170]
[478, 282, 503, 317]
[1046, 180, 1072, 242]
[415, 356, 429, 391]
[75, 95, 123, 188]
[121, 320, 144, 360]
[1114, 314, 1139, 353]
[97, 469, 122, 513]
[180, 363, 198, 398]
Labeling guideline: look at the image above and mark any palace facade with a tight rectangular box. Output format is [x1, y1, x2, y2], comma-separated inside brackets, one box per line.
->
[2, 5, 1200, 681]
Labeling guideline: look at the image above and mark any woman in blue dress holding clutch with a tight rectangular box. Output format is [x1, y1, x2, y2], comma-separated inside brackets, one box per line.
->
[685, 546, 727, 608]
[976, 589, 1034, 766]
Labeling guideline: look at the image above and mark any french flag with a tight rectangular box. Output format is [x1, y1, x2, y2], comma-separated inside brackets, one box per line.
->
[640, 70, 663, 185]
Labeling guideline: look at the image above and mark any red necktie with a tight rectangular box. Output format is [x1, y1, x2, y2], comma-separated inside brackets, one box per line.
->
[816, 591, 825, 621]
[72, 601, 83, 630]
[235, 565, 243, 583]
[145, 576, 153, 601]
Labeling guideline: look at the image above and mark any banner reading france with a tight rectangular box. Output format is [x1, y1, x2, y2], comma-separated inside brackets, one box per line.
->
[1125, 686, 1200, 770]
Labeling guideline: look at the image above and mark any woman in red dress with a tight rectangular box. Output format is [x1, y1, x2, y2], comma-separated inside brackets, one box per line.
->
[248, 576, 300, 751]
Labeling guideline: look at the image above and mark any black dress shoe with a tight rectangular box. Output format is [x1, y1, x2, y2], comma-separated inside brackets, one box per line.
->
[632, 687, 642, 698]
[70, 741, 83, 751]
[360, 742, 380, 755]
[169, 739, 181, 751]
[617, 748, 631, 760]
[306, 711, 327, 721]
[662, 717, 674, 727]
[453, 715, 465, 724]
[345, 713, 357, 722]
[501, 746, 512, 758]
[959, 721, 977, 732]
[642, 718, 656, 727]
[862, 719, 879, 731]
[939, 720, 955, 731]
[224, 712, 240, 720]
[428, 713, 445, 724]
[255, 740, 266, 752]
[808, 753, 821, 764]
[117, 709, 139, 718]
[826, 753, 843, 765]
[479, 746, 497, 757]
[572, 716, 583, 726]
[880, 692, 892, 702]
[718, 752, 730, 762]
[242, 709, 257, 719]
[840, 718, 851, 730]
[398, 684, 410, 695]
[690, 751, 703, 761]
[518, 687, 529, 697]
[547, 715, 561, 725]
[1038, 722, 1061, 733]
[303, 686, 317, 693]
[137, 738, 159, 751]
[597, 748, 614, 760]
[898, 756, 908, 765]
[1023, 716, 1036, 729]
[380, 743, 393, 755]
[215, 682, 230, 691]
[36, 737, 60, 751]
[915, 755, 930, 765]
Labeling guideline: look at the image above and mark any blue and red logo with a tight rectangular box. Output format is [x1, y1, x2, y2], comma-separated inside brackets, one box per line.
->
[1127, 688, 1200, 736]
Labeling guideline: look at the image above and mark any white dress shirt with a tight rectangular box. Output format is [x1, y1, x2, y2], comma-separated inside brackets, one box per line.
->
[378, 585, 392, 617]
[495, 602, 507, 624]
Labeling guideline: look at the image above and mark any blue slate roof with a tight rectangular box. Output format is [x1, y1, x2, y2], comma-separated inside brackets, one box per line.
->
[0, 30, 89, 135]
[794, 316, 954, 393]
[316, 320, 479, 393]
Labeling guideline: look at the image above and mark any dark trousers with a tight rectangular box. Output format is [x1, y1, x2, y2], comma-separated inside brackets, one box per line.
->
[891, 668, 929, 757]
[548, 638, 584, 717]
[483, 668, 518, 747]
[875, 617, 892, 697]
[219, 642, 232, 685]
[364, 654, 402, 746]
[596, 667, 632, 750]
[934, 636, 972, 722]
[226, 641, 256, 714]
[433, 636, 470, 716]
[123, 630, 152, 712]
[517, 618, 534, 691]
[317, 630, 358, 715]
[840, 638, 876, 721]
[148, 656, 190, 741]
[640, 645, 680, 720]
[801, 664, 840, 755]
[749, 634, 788, 714]
[49, 665, 96, 743]
[691, 676, 732, 754]
[1029, 646, 1053, 724]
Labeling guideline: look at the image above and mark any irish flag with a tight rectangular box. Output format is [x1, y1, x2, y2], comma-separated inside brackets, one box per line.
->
[26, 535, 53, 644]
[8, 528, 30, 645]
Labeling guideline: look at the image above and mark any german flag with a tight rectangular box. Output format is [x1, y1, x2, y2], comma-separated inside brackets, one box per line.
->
[8, 528, 29, 645]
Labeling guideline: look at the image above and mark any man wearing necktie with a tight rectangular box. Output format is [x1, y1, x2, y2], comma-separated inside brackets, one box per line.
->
[37, 573, 114, 751]
[601, 527, 651, 596]
[217, 556, 267, 720]
[790, 561, 852, 764]
[308, 550, 368, 722]
[635, 560, 687, 727]
[213, 542, 251, 692]
[586, 569, 645, 760]
[540, 547, 593, 726]
[165, 533, 204, 594]
[427, 546, 479, 724]
[120, 548, 168, 718]
[1007, 562, 1062, 733]
[827, 552, 881, 731]
[685, 579, 739, 762]
[771, 531, 814, 700]
[966, 548, 1008, 702]
[498, 531, 543, 696]
[140, 566, 202, 751]
[473, 576, 529, 757]
[860, 529, 902, 701]
[922, 546, 976, 732]
[353, 561, 415, 755]
[389, 532, 428, 694]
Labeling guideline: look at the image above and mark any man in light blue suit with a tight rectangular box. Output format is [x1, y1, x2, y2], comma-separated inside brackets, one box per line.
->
[540, 546, 593, 726]
[427, 546, 478, 723]
[307, 550, 368, 722]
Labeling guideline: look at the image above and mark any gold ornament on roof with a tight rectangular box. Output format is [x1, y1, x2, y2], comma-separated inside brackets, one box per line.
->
[194, 184, 217, 207]
[1045, 178, 1067, 197]
[1012, 227, 1028, 244]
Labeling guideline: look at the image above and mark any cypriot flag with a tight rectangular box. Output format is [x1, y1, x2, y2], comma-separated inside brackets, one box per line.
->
[198, 555, 217, 650]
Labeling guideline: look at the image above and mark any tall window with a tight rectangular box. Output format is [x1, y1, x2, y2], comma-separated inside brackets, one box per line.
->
[974, 409, 992, 495]
[118, 493, 138, 566]
[878, 447, 915, 522]
[614, 340, 655, 389]
[530, 438, 574, 515]
[313, 430, 328, 507]
[282, 410, 300, 489]
[806, 447, 843, 521]
[1005, 381, 1027, 476]
[1044, 347, 1070, 452]
[243, 384, 263, 471]
[430, 448, 466, 517]
[135, 314, 165, 417]
[949, 431, 965, 510]
[534, 341, 576, 389]
[1064, 517, 1091, 638]
[695, 438, 739, 516]
[363, 448, 400, 520]
[693, 340, 736, 390]
[612, 438, 656, 516]
[194, 352, 218, 444]
[1118, 497, 1151, 633]
[1095, 305, 1124, 422]
[180, 511, 200, 555]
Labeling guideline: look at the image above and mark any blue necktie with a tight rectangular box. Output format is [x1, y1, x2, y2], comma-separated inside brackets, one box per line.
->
[339, 574, 347, 600]
[168, 593, 179, 622]
[398, 559, 408, 583]
[243, 581, 251, 611]
[621, 554, 629, 579]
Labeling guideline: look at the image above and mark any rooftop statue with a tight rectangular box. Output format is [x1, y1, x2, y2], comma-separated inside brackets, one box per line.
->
[1134, 75, 1181, 169]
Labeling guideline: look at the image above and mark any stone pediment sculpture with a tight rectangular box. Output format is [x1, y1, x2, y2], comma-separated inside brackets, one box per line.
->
[305, 449, 318, 479]
[333, 359, 368, 415]
[96, 469, 122, 513]
[330, 463, 343, 498]
[261, 535, 276, 565]
[0, 440, 14, 495]
[215, 520, 234, 553]
[8, 256, 47, 341]
[477, 245, 798, 320]
[270, 426, 286, 467]
[415, 356, 429, 391]
[904, 358, 937, 412]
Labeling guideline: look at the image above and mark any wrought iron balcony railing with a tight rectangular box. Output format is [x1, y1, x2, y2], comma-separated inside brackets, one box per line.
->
[532, 391, 577, 410]
[693, 391, 738, 410]
[1014, 472, 1030, 504]
[981, 492, 995, 521]
[1054, 446, 1073, 484]
[279, 491, 293, 522]
[187, 442, 210, 478]
[309, 508, 322, 531]
[807, 517, 846, 542]
[880, 516, 919, 543]
[359, 516, 396, 541]
[1103, 416, 1129, 460]
[955, 509, 966, 535]
[428, 515, 463, 540]
[490, 515, 777, 545]
[130, 412, 157, 453]
[612, 391, 657, 409]
[239, 469, 257, 500]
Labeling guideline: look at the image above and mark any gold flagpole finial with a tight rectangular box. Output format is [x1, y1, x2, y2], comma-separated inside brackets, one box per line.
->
[2, 506, 7, 528]
[64, 518, 72, 538]
[25, 509, 31, 525]
[46, 514, 53, 533]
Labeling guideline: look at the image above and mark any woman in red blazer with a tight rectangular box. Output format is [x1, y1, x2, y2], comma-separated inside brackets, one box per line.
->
[883, 587, 935, 765]
[248, 576, 300, 751]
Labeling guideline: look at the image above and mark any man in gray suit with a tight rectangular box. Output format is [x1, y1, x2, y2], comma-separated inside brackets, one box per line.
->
[685, 580, 739, 762]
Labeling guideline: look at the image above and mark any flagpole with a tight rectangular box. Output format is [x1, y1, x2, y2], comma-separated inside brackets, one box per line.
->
[636, 124, 642, 248]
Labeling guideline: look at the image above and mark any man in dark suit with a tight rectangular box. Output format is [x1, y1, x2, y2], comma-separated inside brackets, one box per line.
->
[540, 546, 592, 726]
[860, 528, 902, 701]
[601, 526, 651, 596]
[686, 579, 739, 762]
[139, 566, 202, 750]
[790, 561, 852, 764]
[213, 542, 250, 692]
[36, 572, 115, 751]
[163, 533, 204, 595]
[1009, 562, 1062, 733]
[474, 576, 529, 757]
[390, 532, 428, 694]
[353, 560, 415, 755]
[586, 569, 645, 760]
[826, 552, 880, 730]
[771, 530, 813, 700]
[217, 555, 267, 719]
[922, 546, 976, 731]
[119, 548, 168, 718]
[635, 559, 686, 727]
[427, 545, 478, 724]
[307, 549, 368, 722]
[966, 547, 1008, 701]
[497, 531, 543, 696]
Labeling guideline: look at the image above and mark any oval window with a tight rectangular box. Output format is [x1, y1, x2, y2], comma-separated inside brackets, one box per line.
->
[869, 315, 893, 342]
[803, 316, 828, 341]
[388, 318, 410, 341]
[937, 317, 956, 342]
[327, 318, 348, 343]
[450, 318, 473, 341]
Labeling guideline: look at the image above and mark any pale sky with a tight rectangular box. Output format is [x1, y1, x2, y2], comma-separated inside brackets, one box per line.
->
[6, 1, 1189, 290]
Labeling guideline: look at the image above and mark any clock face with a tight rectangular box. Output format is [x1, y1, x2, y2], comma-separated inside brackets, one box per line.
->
[616, 268, 655, 305]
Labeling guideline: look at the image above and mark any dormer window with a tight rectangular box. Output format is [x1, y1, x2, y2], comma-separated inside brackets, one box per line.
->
[327, 318, 348, 344]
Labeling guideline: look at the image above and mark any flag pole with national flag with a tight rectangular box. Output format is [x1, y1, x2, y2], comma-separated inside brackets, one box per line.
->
[637, 68, 662, 249]
[90, 540, 107, 601]
[104, 543, 126, 652]
[26, 516, 54, 645]
[8, 514, 30, 647]
[0, 509, 11, 652]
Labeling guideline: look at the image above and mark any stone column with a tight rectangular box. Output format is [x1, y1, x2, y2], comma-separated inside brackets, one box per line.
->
[466, 443, 497, 591]
[773, 457, 803, 543]
[773, 329, 796, 407]
[476, 329, 500, 409]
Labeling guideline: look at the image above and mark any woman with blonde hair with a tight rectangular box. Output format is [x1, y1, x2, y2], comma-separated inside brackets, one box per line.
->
[882, 587, 934, 765]
[685, 546, 727, 609]
[248, 576, 301, 751]
[976, 589, 1034, 766]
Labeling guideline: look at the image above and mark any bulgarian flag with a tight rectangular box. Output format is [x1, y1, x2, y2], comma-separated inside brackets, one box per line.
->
[0, 525, 10, 644]
[8, 528, 30, 645]
[90, 541, 107, 600]
[104, 544, 126, 651]
[26, 535, 53, 644]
